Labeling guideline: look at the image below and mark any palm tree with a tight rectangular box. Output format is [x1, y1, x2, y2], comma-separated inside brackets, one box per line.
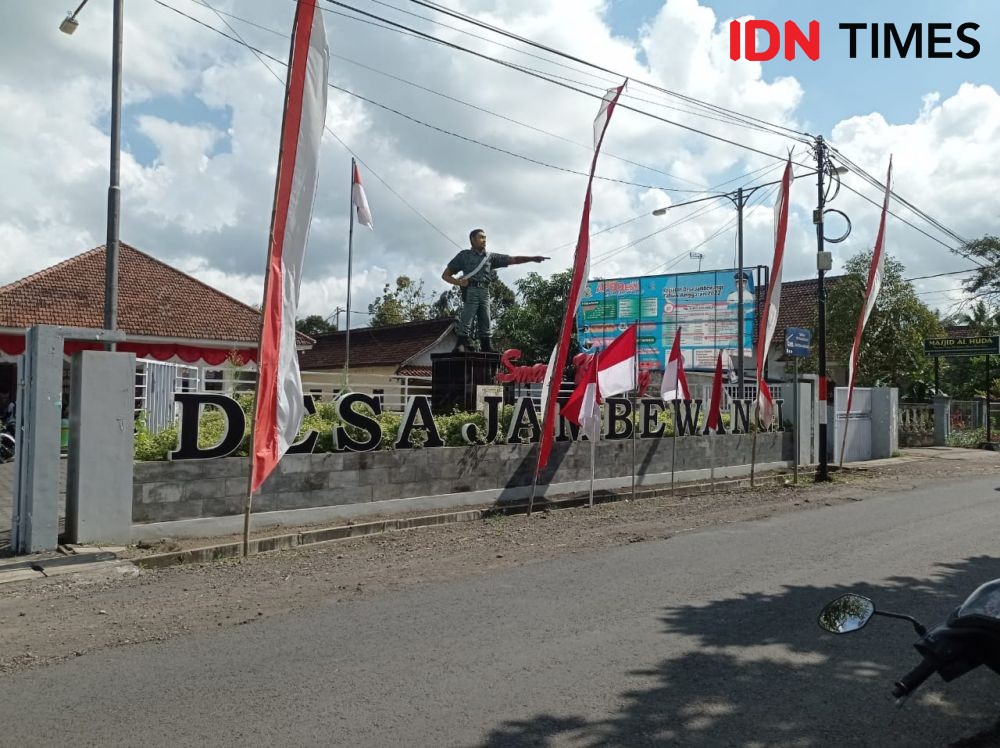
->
[955, 301, 998, 334]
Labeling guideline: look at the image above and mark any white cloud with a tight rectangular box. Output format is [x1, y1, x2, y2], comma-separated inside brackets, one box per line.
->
[1, 0, 996, 330]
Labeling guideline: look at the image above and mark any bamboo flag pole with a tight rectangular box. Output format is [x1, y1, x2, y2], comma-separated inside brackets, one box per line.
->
[670, 400, 678, 495]
[838, 393, 850, 469]
[241, 8, 302, 558]
[630, 336, 638, 499]
[589, 403, 598, 508]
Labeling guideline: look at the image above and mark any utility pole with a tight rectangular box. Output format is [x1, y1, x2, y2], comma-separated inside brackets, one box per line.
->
[814, 136, 832, 481]
[106, 0, 123, 350]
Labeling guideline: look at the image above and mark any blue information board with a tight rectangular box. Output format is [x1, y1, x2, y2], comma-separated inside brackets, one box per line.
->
[577, 267, 763, 372]
[784, 327, 812, 358]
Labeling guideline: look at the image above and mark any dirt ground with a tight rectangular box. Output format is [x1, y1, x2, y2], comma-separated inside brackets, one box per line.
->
[2, 449, 997, 675]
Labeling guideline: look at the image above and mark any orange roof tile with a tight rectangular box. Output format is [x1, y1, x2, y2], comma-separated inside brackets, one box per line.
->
[0, 243, 311, 347]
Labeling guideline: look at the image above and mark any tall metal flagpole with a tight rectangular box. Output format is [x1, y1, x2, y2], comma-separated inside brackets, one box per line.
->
[343, 158, 356, 393]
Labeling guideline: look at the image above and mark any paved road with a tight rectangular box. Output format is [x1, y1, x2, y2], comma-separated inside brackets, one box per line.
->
[4, 475, 1000, 746]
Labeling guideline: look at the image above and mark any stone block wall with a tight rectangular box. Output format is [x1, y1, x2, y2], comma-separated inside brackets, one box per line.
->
[133, 431, 792, 524]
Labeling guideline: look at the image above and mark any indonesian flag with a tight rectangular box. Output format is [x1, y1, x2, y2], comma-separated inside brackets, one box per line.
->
[706, 351, 725, 433]
[755, 157, 793, 428]
[561, 355, 601, 439]
[535, 81, 626, 476]
[662, 327, 690, 402]
[251, 1, 329, 494]
[845, 158, 893, 425]
[538, 345, 559, 419]
[597, 324, 637, 397]
[352, 160, 374, 230]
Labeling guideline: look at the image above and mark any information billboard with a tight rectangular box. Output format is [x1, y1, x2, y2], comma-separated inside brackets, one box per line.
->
[577, 267, 765, 372]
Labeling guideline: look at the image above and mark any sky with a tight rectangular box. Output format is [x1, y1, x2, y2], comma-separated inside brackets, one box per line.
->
[2, 0, 998, 327]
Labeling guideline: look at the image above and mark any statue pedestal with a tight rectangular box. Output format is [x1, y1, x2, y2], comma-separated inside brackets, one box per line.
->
[431, 351, 501, 413]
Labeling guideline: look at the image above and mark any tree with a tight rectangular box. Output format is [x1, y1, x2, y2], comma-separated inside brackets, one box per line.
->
[368, 276, 433, 327]
[801, 251, 943, 399]
[954, 300, 998, 334]
[295, 315, 336, 337]
[958, 235, 1000, 303]
[494, 270, 574, 364]
[938, 300, 1000, 400]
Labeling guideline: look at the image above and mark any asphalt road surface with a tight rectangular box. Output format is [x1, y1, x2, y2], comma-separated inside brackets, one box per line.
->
[4, 474, 1000, 746]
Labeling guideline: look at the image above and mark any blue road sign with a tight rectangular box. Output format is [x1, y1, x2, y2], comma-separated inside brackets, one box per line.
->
[785, 327, 812, 358]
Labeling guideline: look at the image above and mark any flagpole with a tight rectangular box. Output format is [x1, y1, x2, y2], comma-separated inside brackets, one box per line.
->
[241, 8, 305, 557]
[750, 415, 758, 488]
[710, 427, 716, 494]
[839, 390, 851, 469]
[589, 404, 597, 508]
[344, 158, 356, 393]
[630, 322, 638, 499]
[671, 400, 677, 495]
[793, 357, 800, 484]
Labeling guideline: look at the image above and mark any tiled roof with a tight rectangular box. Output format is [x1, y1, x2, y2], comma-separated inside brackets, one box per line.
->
[762, 275, 846, 344]
[944, 324, 974, 338]
[0, 243, 311, 346]
[300, 318, 454, 370]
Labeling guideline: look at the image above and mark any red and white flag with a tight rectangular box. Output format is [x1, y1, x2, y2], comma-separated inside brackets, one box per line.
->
[755, 157, 793, 428]
[561, 355, 601, 439]
[662, 327, 690, 402]
[536, 81, 626, 476]
[251, 0, 329, 494]
[352, 160, 374, 230]
[844, 157, 893, 454]
[706, 351, 725, 433]
[597, 324, 637, 397]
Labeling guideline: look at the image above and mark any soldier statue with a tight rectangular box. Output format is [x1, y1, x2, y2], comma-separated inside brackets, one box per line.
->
[441, 229, 548, 353]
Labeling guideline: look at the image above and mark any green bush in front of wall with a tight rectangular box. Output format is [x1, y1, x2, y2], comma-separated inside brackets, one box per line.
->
[133, 401, 518, 460]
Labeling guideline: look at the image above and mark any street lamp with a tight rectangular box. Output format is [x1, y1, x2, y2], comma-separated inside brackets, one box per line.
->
[59, 0, 123, 349]
[653, 160, 849, 418]
[689, 251, 704, 272]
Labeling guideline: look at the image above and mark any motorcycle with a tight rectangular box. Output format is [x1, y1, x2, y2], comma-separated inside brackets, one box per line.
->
[0, 416, 14, 463]
[819, 581, 1000, 704]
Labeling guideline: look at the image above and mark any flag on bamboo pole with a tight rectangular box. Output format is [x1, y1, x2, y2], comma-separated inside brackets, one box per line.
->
[706, 351, 725, 433]
[662, 327, 690, 402]
[596, 323, 637, 397]
[250, 0, 329, 493]
[754, 156, 793, 429]
[562, 355, 601, 439]
[352, 162, 374, 230]
[535, 81, 627, 475]
[842, 157, 893, 459]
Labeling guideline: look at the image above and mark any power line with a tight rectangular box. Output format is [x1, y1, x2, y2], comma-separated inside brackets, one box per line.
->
[159, 1, 704, 198]
[177, 0, 462, 248]
[184, 0, 708, 191]
[317, 0, 811, 162]
[404, 0, 812, 142]
[905, 269, 979, 283]
[363, 0, 805, 144]
[827, 145, 973, 249]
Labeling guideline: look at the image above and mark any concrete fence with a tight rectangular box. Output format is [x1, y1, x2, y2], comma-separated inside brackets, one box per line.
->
[132, 432, 793, 538]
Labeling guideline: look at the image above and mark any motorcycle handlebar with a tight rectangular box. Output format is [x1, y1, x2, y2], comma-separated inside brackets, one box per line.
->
[892, 657, 937, 698]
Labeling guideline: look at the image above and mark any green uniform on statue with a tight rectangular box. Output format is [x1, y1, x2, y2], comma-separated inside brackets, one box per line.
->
[442, 229, 548, 353]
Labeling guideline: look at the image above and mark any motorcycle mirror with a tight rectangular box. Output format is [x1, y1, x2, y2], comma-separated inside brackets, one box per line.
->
[818, 593, 876, 634]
